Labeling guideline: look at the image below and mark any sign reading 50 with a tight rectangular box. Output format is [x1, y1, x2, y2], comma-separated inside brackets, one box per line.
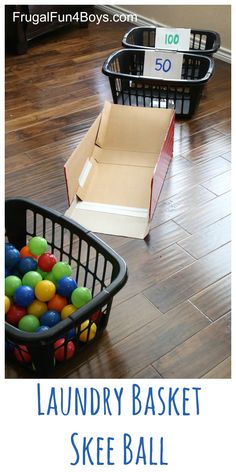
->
[155, 57, 172, 73]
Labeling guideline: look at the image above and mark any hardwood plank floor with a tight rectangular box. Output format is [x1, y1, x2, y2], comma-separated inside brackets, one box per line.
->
[5, 13, 231, 378]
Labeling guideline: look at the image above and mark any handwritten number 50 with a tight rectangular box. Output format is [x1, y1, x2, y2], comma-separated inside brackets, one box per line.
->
[155, 58, 172, 73]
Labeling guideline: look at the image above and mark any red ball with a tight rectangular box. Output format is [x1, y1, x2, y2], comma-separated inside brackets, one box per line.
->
[91, 310, 103, 323]
[6, 305, 27, 326]
[38, 253, 57, 272]
[14, 345, 31, 363]
[54, 338, 75, 362]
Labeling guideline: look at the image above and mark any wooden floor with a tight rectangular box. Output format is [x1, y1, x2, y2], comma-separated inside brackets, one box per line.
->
[5, 17, 231, 379]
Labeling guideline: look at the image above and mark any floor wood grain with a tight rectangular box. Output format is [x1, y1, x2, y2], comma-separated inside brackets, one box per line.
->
[5, 13, 231, 378]
[153, 313, 231, 378]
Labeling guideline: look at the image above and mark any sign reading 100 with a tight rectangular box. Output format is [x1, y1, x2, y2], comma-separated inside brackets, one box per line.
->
[165, 33, 180, 46]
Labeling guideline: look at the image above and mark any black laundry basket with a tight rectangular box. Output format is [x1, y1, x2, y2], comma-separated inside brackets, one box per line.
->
[102, 48, 214, 118]
[5, 198, 128, 377]
[122, 27, 221, 56]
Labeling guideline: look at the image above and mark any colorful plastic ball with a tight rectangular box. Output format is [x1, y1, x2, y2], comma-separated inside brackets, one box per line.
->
[6, 304, 27, 326]
[18, 314, 40, 332]
[57, 276, 77, 298]
[5, 296, 11, 314]
[54, 338, 75, 362]
[61, 304, 77, 320]
[91, 311, 103, 323]
[71, 287, 92, 309]
[28, 236, 48, 256]
[35, 325, 50, 333]
[5, 246, 20, 268]
[5, 275, 22, 297]
[14, 345, 31, 363]
[66, 328, 76, 340]
[27, 300, 47, 318]
[38, 252, 57, 272]
[18, 256, 38, 275]
[47, 294, 68, 313]
[52, 261, 72, 281]
[44, 271, 57, 285]
[13, 285, 35, 307]
[36, 267, 48, 279]
[5, 242, 15, 249]
[20, 245, 38, 259]
[22, 271, 42, 289]
[35, 280, 56, 302]
[40, 310, 60, 327]
[79, 320, 97, 343]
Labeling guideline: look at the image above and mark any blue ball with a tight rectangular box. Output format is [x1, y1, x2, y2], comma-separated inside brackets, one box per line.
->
[65, 328, 76, 340]
[57, 276, 77, 298]
[13, 285, 35, 307]
[5, 243, 15, 249]
[35, 325, 50, 333]
[18, 257, 38, 275]
[5, 246, 20, 269]
[40, 310, 60, 327]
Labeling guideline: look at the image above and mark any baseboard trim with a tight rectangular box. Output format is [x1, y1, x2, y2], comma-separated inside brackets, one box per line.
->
[98, 4, 231, 64]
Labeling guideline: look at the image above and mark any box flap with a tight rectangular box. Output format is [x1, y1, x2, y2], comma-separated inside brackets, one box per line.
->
[64, 114, 101, 204]
[96, 101, 174, 154]
[65, 198, 150, 239]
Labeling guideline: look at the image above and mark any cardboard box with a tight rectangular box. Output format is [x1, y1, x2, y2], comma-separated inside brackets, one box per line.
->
[64, 102, 175, 239]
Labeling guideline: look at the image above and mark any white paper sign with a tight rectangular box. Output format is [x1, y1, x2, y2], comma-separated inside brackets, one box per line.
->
[155, 28, 191, 51]
[143, 50, 183, 80]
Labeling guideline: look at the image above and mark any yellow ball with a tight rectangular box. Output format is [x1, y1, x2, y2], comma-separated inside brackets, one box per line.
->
[35, 280, 56, 302]
[61, 304, 77, 320]
[5, 296, 11, 314]
[27, 300, 48, 318]
[79, 320, 97, 343]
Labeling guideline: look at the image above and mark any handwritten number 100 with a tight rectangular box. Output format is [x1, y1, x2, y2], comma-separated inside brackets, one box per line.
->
[155, 58, 172, 73]
[165, 33, 179, 45]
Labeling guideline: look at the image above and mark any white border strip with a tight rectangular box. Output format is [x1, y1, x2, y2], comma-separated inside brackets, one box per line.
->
[76, 201, 149, 218]
[78, 160, 92, 188]
[98, 4, 231, 64]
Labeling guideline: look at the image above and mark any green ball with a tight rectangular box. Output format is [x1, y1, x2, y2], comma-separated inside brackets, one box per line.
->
[71, 287, 92, 308]
[28, 237, 48, 256]
[37, 267, 48, 279]
[44, 271, 57, 286]
[52, 261, 72, 281]
[22, 271, 42, 288]
[18, 315, 40, 332]
[5, 275, 22, 297]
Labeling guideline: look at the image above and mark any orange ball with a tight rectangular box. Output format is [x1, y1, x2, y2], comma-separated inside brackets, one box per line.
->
[20, 245, 38, 259]
[61, 304, 77, 320]
[35, 280, 56, 302]
[48, 294, 68, 313]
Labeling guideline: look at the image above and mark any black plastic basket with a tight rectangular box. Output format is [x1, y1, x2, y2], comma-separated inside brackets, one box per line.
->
[5, 198, 128, 377]
[122, 27, 221, 56]
[102, 48, 214, 118]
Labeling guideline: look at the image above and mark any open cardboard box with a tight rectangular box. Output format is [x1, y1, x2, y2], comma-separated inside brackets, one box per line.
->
[64, 102, 175, 239]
